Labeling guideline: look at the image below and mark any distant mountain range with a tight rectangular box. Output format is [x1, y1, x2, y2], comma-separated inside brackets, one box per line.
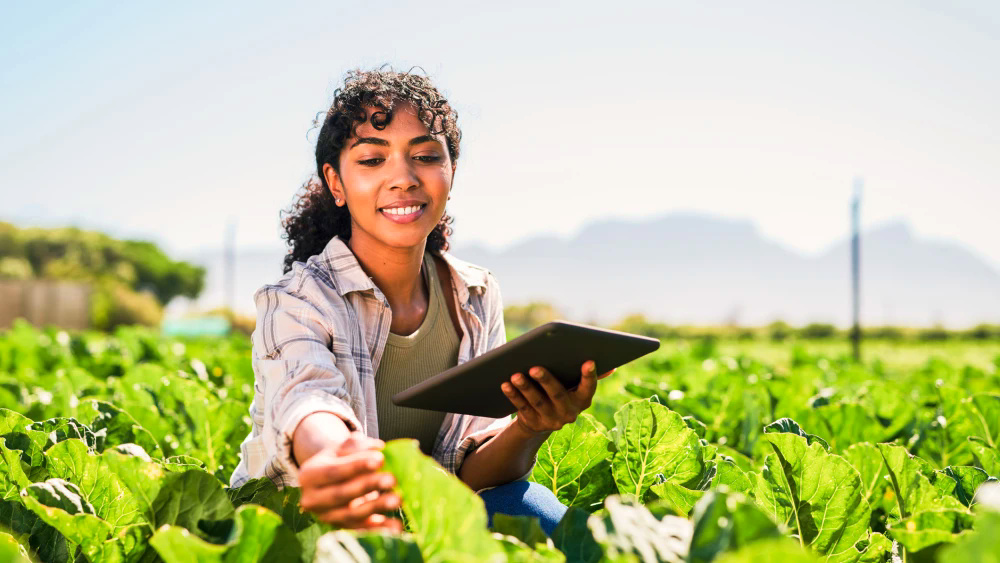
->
[167, 213, 1000, 328]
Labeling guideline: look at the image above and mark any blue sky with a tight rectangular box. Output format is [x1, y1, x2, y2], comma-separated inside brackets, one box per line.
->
[2, 1, 998, 269]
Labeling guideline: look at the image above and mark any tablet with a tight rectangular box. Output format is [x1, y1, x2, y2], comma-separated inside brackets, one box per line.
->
[391, 320, 661, 418]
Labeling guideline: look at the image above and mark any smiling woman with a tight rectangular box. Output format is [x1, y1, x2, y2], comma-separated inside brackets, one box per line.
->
[227, 67, 619, 538]
[279, 69, 462, 275]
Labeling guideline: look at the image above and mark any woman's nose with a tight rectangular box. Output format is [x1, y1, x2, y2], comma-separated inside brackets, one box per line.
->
[386, 155, 419, 190]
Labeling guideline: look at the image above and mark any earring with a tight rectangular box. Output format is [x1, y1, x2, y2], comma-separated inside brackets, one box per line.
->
[335, 198, 341, 204]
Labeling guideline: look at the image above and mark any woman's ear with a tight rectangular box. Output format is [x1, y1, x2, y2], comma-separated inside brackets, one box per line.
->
[322, 163, 344, 206]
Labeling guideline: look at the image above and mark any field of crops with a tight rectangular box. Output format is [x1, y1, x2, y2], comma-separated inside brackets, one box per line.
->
[1, 319, 999, 562]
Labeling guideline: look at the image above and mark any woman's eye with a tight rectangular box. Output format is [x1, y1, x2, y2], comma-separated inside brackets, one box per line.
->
[358, 155, 439, 167]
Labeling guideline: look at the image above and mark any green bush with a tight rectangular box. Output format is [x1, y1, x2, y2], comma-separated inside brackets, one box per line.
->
[503, 301, 564, 332]
[865, 325, 906, 340]
[611, 313, 678, 339]
[89, 280, 164, 331]
[1, 222, 202, 331]
[0, 222, 204, 305]
[767, 320, 793, 342]
[799, 323, 838, 339]
[963, 324, 999, 340]
[0, 256, 33, 280]
[917, 326, 951, 341]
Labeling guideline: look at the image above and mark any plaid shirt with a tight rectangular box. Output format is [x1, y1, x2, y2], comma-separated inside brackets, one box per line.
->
[230, 234, 532, 491]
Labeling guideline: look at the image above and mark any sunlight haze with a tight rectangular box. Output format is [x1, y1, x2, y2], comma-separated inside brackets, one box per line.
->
[2, 1, 997, 271]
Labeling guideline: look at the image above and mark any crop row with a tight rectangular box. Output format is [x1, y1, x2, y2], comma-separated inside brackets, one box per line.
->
[1, 320, 999, 561]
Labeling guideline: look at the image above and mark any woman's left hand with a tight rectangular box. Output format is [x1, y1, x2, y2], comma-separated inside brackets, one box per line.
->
[501, 360, 616, 435]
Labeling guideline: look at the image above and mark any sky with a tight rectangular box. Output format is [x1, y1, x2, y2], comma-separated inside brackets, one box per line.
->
[2, 1, 998, 271]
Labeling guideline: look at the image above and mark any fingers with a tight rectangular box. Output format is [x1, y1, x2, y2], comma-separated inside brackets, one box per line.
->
[527, 366, 576, 418]
[299, 449, 384, 489]
[297, 435, 405, 532]
[357, 513, 404, 532]
[501, 378, 533, 417]
[507, 372, 556, 418]
[597, 367, 616, 380]
[315, 487, 402, 528]
[337, 434, 384, 456]
[571, 361, 598, 407]
[300, 470, 397, 514]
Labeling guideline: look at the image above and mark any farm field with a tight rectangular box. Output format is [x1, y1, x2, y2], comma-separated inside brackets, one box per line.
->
[1, 319, 999, 562]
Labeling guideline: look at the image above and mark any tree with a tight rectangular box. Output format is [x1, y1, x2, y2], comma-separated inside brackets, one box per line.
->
[0, 222, 205, 329]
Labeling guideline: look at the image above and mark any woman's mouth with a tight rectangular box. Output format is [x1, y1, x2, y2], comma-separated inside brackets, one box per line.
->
[379, 203, 427, 224]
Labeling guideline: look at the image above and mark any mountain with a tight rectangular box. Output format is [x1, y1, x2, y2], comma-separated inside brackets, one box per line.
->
[167, 213, 1000, 328]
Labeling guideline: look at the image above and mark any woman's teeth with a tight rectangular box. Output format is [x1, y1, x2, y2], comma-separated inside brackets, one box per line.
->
[381, 204, 425, 215]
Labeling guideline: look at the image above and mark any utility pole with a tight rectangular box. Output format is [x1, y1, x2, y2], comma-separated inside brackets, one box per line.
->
[850, 178, 862, 362]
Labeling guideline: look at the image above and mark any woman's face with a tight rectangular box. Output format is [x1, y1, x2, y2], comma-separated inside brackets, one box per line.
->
[324, 101, 455, 253]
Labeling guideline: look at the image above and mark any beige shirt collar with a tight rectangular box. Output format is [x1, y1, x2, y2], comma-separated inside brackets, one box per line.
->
[320, 234, 489, 306]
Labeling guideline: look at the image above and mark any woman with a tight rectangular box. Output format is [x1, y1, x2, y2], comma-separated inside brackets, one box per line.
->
[230, 67, 614, 537]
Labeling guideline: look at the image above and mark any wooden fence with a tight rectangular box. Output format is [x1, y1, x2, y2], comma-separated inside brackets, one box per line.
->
[0, 281, 92, 330]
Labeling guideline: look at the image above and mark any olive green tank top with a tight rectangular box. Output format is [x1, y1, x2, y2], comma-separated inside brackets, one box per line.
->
[375, 251, 460, 455]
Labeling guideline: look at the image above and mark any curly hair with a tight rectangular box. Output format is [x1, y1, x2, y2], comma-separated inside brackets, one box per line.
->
[280, 66, 463, 274]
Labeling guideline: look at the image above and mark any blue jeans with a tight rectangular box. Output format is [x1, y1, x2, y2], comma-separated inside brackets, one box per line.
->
[478, 481, 568, 537]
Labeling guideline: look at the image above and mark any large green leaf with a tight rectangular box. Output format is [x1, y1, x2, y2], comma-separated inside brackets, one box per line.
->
[610, 399, 702, 502]
[551, 507, 602, 563]
[24, 479, 95, 516]
[825, 531, 893, 563]
[296, 521, 335, 563]
[648, 481, 703, 515]
[843, 443, 890, 513]
[82, 400, 163, 458]
[20, 484, 120, 561]
[713, 459, 753, 496]
[0, 532, 32, 563]
[794, 404, 885, 453]
[380, 439, 505, 562]
[313, 529, 424, 563]
[531, 413, 616, 511]
[150, 469, 235, 534]
[150, 504, 284, 563]
[97, 447, 178, 529]
[0, 436, 41, 500]
[762, 418, 829, 450]
[887, 508, 973, 553]
[490, 514, 551, 551]
[953, 394, 1000, 451]
[968, 437, 1000, 477]
[227, 476, 315, 532]
[0, 410, 36, 436]
[713, 537, 820, 562]
[877, 443, 966, 517]
[754, 432, 871, 556]
[44, 439, 144, 531]
[28, 417, 102, 452]
[940, 466, 991, 507]
[109, 366, 248, 474]
[494, 534, 567, 562]
[0, 497, 70, 563]
[0, 411, 49, 498]
[586, 495, 692, 562]
[687, 490, 781, 562]
[938, 509, 1000, 562]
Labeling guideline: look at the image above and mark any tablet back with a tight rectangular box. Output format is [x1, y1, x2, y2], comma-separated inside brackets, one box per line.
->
[391, 320, 660, 418]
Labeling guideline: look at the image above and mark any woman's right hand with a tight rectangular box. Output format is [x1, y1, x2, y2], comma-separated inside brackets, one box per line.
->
[297, 432, 404, 532]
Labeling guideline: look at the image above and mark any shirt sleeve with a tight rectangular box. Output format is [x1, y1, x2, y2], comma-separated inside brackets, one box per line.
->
[446, 271, 537, 488]
[252, 277, 364, 486]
